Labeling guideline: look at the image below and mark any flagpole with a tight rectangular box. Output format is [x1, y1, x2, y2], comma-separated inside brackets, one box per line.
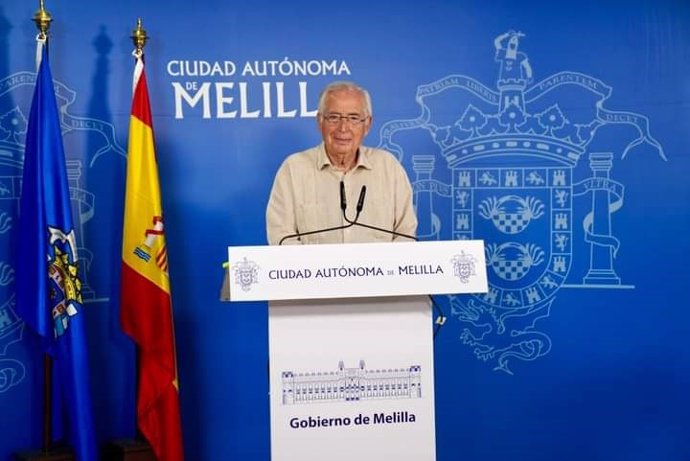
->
[132, 18, 148, 55]
[15, 2, 74, 460]
[33, 0, 52, 41]
[34, 1, 55, 456]
[42, 355, 53, 454]
[130, 17, 147, 446]
[102, 19, 158, 461]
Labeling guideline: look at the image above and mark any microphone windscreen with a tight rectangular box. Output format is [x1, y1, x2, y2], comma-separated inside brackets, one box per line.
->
[356, 185, 367, 212]
[340, 181, 347, 211]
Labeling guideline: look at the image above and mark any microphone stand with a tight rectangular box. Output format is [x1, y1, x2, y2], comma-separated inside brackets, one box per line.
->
[342, 185, 417, 241]
[340, 183, 447, 338]
[278, 181, 356, 245]
[279, 222, 356, 245]
[344, 220, 417, 241]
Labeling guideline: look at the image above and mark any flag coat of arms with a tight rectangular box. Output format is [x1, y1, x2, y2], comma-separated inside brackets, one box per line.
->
[120, 54, 185, 461]
[15, 42, 97, 461]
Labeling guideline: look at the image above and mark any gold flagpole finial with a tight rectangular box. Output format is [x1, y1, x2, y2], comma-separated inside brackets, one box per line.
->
[131, 18, 148, 54]
[33, 0, 52, 39]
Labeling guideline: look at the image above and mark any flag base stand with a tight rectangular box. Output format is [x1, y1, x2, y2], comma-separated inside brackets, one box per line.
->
[101, 439, 156, 461]
[13, 445, 74, 461]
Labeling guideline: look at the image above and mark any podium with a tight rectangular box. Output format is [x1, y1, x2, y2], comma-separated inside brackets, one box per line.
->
[225, 240, 487, 461]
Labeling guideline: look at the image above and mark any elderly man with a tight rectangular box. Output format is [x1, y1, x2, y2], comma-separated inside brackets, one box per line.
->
[266, 81, 417, 245]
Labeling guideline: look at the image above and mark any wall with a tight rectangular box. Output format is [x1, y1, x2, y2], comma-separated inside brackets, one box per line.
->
[0, 1, 689, 460]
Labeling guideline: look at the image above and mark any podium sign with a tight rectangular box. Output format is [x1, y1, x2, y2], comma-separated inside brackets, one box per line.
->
[269, 296, 435, 461]
[226, 240, 487, 301]
[225, 240, 487, 461]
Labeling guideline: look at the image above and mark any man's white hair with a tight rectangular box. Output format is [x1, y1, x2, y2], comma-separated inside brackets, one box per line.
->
[317, 81, 373, 117]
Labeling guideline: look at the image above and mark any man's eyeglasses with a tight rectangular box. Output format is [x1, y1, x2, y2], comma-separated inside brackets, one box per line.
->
[321, 113, 369, 125]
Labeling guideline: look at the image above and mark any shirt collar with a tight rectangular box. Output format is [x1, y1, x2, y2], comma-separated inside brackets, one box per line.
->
[317, 143, 373, 171]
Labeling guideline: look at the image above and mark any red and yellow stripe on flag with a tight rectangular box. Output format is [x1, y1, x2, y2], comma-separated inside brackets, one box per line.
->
[121, 55, 184, 461]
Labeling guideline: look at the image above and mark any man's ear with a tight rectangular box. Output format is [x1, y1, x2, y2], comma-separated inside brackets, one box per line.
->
[364, 116, 372, 136]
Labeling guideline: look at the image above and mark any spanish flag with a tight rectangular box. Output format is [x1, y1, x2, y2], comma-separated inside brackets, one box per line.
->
[120, 52, 184, 461]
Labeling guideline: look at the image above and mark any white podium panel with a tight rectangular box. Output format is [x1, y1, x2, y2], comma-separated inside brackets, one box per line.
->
[227, 240, 487, 301]
[269, 296, 435, 461]
[224, 240, 487, 461]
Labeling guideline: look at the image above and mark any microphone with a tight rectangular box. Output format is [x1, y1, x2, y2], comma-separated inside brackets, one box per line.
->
[342, 185, 417, 241]
[340, 180, 347, 213]
[356, 185, 366, 215]
[278, 182, 356, 245]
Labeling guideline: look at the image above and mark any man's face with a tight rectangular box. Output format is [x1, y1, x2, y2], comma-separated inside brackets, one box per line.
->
[318, 89, 371, 159]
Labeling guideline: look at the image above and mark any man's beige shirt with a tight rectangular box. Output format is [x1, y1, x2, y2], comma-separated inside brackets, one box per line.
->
[266, 143, 417, 245]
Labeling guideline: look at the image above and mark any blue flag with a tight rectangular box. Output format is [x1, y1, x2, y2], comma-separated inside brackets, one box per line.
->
[15, 43, 97, 461]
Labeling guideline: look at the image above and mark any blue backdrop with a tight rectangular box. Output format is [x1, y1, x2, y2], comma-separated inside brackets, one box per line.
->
[1, 1, 689, 460]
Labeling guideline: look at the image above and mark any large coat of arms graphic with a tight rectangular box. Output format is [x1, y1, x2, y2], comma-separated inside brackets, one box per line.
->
[378, 30, 665, 374]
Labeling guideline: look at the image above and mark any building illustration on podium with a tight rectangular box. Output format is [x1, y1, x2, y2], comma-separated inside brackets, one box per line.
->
[281, 360, 422, 405]
[379, 30, 666, 374]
